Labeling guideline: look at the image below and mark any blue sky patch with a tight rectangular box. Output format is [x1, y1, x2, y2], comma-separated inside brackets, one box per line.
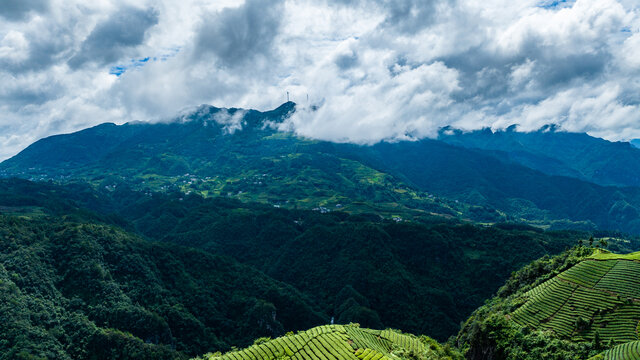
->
[109, 48, 180, 76]
[537, 0, 574, 10]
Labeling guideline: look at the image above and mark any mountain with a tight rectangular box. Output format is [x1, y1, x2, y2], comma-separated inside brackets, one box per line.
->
[438, 126, 640, 188]
[4, 103, 640, 234]
[117, 189, 593, 340]
[456, 246, 640, 360]
[0, 178, 605, 343]
[337, 139, 640, 233]
[631, 140, 640, 149]
[0, 213, 327, 359]
[3, 102, 640, 359]
[0, 102, 480, 223]
[195, 324, 463, 360]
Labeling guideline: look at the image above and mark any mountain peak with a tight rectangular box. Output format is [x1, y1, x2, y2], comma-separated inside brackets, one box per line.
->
[179, 102, 296, 129]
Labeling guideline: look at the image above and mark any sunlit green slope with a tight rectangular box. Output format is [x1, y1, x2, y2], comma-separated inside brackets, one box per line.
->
[590, 341, 640, 359]
[195, 324, 462, 360]
[512, 250, 640, 343]
[456, 247, 640, 360]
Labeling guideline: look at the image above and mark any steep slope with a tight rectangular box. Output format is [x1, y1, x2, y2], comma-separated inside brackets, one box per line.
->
[334, 139, 640, 233]
[0, 214, 326, 359]
[511, 250, 640, 343]
[105, 188, 594, 340]
[438, 126, 640, 188]
[0, 103, 295, 174]
[195, 324, 463, 360]
[457, 247, 640, 360]
[591, 341, 640, 359]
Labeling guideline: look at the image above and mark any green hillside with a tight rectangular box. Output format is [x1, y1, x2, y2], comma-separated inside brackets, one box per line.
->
[0, 104, 482, 224]
[511, 250, 640, 343]
[456, 247, 640, 360]
[590, 341, 640, 359]
[0, 214, 327, 359]
[0, 178, 604, 342]
[439, 126, 640, 188]
[195, 324, 462, 360]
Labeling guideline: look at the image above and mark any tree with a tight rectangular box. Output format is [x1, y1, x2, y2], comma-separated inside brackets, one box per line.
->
[593, 330, 601, 350]
[599, 238, 608, 248]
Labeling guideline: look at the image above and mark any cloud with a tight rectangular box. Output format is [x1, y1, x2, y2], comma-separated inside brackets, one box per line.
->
[1, 0, 640, 161]
[0, 0, 49, 21]
[194, 0, 284, 67]
[68, 6, 159, 68]
[281, 43, 461, 143]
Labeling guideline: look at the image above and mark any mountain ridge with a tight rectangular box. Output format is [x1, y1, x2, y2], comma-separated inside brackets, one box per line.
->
[438, 126, 640, 188]
[3, 102, 640, 234]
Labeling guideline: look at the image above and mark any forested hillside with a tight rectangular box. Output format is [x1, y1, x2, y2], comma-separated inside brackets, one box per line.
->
[0, 215, 326, 359]
[0, 178, 608, 345]
[3, 105, 640, 358]
[116, 190, 590, 340]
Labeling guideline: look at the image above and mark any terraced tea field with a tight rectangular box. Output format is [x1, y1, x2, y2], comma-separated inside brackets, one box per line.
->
[590, 341, 640, 359]
[197, 325, 433, 360]
[511, 250, 640, 343]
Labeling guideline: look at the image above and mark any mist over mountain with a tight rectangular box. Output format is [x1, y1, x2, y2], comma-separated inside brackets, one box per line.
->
[3, 102, 640, 235]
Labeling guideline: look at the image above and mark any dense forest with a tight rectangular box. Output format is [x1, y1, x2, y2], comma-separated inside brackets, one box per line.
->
[0, 178, 622, 358]
[117, 190, 590, 339]
[0, 215, 328, 359]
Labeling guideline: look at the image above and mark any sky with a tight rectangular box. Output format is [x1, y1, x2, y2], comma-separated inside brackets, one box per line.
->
[1, 0, 640, 160]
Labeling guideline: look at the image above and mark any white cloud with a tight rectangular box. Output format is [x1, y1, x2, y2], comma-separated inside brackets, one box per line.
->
[0, 0, 640, 160]
[0, 31, 29, 63]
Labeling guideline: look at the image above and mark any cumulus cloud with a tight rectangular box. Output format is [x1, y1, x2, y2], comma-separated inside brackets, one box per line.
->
[194, 0, 284, 67]
[0, 0, 49, 21]
[1, 0, 640, 160]
[68, 6, 159, 68]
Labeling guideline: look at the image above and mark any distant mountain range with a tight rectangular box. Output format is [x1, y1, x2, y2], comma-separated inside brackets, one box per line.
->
[438, 125, 640, 188]
[2, 102, 640, 234]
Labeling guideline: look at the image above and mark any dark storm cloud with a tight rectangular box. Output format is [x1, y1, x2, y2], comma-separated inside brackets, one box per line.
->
[0, 0, 49, 21]
[194, 0, 284, 67]
[68, 6, 158, 69]
[0, 27, 75, 76]
[438, 36, 610, 105]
